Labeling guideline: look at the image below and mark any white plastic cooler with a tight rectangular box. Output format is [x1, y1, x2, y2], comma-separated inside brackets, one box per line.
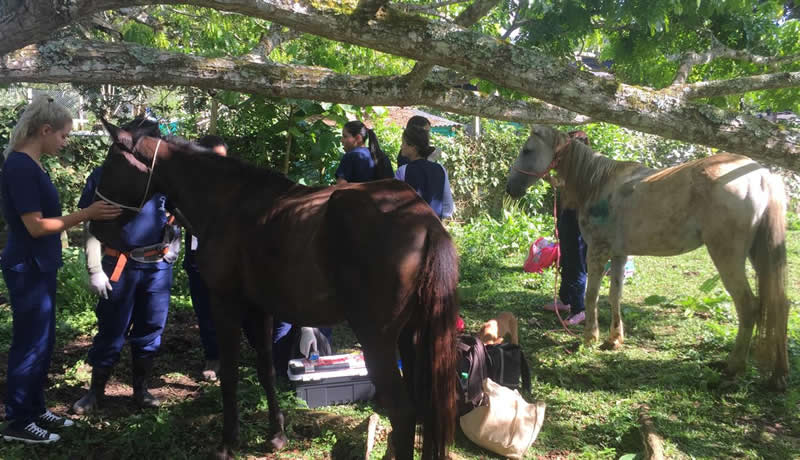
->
[287, 352, 375, 408]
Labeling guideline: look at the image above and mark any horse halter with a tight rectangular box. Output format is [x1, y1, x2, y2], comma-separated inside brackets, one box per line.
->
[512, 137, 572, 178]
[95, 138, 162, 213]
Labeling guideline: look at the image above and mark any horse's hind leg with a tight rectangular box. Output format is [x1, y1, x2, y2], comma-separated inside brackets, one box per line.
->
[705, 242, 756, 378]
[243, 309, 287, 450]
[601, 255, 627, 350]
[352, 325, 415, 460]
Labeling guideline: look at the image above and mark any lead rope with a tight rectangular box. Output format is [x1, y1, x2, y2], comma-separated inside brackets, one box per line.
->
[139, 139, 161, 209]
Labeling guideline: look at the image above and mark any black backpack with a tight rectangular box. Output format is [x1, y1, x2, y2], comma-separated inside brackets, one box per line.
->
[485, 343, 531, 393]
[455, 335, 488, 416]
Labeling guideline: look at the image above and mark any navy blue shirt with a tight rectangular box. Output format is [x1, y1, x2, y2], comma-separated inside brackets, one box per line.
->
[1, 152, 63, 272]
[79, 167, 175, 269]
[395, 159, 454, 219]
[335, 147, 375, 183]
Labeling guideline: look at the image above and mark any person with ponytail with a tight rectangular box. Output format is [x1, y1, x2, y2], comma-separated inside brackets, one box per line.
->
[1, 96, 121, 444]
[395, 126, 454, 219]
[396, 115, 442, 167]
[335, 120, 393, 184]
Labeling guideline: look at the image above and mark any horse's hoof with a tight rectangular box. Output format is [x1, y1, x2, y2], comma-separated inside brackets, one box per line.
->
[213, 448, 235, 460]
[599, 340, 621, 351]
[270, 432, 288, 451]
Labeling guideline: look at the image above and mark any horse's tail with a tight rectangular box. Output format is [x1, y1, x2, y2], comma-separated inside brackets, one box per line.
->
[751, 173, 790, 387]
[414, 223, 459, 459]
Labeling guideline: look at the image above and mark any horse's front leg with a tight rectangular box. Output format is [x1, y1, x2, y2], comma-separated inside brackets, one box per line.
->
[211, 293, 243, 460]
[245, 310, 287, 450]
[601, 256, 627, 350]
[583, 248, 608, 345]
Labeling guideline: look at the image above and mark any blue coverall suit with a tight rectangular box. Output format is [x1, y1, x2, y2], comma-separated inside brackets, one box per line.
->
[1, 152, 63, 428]
[78, 167, 180, 371]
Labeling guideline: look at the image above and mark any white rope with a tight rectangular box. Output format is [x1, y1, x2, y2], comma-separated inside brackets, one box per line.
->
[140, 139, 161, 208]
[95, 189, 142, 212]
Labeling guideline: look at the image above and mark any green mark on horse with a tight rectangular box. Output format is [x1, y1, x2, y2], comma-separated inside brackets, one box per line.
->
[588, 199, 610, 224]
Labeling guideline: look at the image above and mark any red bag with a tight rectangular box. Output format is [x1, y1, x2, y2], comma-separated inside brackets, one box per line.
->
[523, 237, 560, 273]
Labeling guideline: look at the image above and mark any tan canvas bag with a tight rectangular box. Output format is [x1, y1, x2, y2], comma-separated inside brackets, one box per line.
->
[459, 378, 546, 459]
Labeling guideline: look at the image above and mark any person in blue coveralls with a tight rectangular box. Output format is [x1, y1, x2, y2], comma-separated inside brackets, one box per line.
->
[394, 126, 454, 220]
[71, 118, 181, 415]
[335, 120, 394, 184]
[1, 96, 121, 444]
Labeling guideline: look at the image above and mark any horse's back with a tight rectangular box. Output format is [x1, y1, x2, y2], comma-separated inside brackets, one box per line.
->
[231, 179, 444, 324]
[587, 154, 778, 256]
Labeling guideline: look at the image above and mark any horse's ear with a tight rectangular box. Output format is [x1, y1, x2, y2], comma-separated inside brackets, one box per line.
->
[99, 116, 133, 150]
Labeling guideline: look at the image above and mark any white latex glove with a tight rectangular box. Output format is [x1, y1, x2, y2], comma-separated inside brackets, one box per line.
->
[89, 270, 113, 299]
[299, 327, 318, 359]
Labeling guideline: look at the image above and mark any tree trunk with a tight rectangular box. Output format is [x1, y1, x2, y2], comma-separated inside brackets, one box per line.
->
[209, 98, 218, 135]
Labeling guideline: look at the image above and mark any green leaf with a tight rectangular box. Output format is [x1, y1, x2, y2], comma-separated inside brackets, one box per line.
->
[699, 274, 721, 293]
[644, 295, 668, 306]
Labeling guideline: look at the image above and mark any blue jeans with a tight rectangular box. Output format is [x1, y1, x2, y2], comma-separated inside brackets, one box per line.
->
[2, 268, 57, 427]
[558, 209, 587, 315]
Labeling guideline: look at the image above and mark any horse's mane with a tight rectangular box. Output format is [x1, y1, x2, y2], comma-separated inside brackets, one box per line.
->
[557, 133, 649, 205]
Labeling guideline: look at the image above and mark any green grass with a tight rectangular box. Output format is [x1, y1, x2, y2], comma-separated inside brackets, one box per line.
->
[448, 227, 800, 460]
[0, 226, 798, 459]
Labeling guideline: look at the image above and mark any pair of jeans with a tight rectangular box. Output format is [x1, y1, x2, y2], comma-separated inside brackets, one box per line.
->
[557, 209, 587, 316]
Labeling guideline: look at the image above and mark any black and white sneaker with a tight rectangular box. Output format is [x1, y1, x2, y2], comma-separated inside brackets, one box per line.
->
[38, 410, 75, 429]
[2, 422, 60, 444]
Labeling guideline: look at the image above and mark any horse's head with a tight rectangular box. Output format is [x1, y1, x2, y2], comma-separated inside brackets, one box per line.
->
[89, 116, 172, 246]
[505, 125, 570, 198]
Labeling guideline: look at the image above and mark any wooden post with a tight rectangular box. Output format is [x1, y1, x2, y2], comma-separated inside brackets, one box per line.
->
[209, 98, 218, 135]
[283, 105, 294, 175]
[638, 404, 665, 460]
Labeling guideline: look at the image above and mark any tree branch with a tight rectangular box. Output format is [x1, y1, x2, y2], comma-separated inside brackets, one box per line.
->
[353, 0, 389, 19]
[405, 0, 499, 92]
[669, 71, 800, 100]
[454, 0, 500, 27]
[401, 0, 471, 12]
[245, 23, 302, 62]
[672, 38, 800, 85]
[0, 40, 590, 125]
[2, 0, 799, 168]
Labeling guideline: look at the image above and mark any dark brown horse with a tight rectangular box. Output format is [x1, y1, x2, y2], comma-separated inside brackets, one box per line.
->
[92, 119, 459, 459]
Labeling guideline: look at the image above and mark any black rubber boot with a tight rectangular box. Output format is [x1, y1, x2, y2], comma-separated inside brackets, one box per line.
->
[132, 357, 161, 408]
[72, 366, 112, 415]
